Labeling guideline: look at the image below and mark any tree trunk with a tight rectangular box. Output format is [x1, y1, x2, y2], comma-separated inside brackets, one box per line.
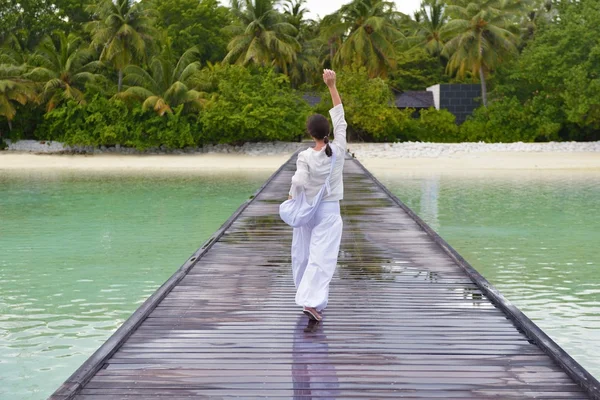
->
[8, 120, 12, 132]
[479, 67, 488, 107]
[118, 69, 123, 92]
[329, 38, 335, 66]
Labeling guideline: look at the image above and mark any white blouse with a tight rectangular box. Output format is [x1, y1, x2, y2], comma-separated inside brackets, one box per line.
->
[289, 104, 347, 202]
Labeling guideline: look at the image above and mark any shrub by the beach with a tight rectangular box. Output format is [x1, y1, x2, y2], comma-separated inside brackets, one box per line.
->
[459, 96, 561, 143]
[38, 96, 131, 146]
[199, 65, 310, 144]
[38, 95, 199, 149]
[413, 108, 459, 143]
[129, 105, 199, 150]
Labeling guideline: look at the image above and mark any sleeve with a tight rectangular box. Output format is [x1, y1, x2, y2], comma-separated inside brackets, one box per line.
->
[289, 152, 310, 197]
[329, 104, 347, 153]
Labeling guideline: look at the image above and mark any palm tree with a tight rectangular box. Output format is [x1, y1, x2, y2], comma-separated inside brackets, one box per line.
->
[85, 0, 156, 92]
[318, 12, 345, 69]
[0, 33, 28, 66]
[411, 0, 448, 57]
[283, 0, 310, 31]
[224, 0, 299, 75]
[288, 30, 321, 87]
[441, 0, 523, 106]
[0, 64, 37, 133]
[333, 0, 405, 78]
[115, 46, 204, 115]
[281, 0, 321, 86]
[26, 32, 103, 111]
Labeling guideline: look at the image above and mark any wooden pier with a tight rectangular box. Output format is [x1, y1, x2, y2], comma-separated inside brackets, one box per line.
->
[52, 152, 600, 399]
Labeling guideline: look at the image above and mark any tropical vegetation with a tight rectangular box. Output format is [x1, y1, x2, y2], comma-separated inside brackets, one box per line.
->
[0, 0, 598, 149]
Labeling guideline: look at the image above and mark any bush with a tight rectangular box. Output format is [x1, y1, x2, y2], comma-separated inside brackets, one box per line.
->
[413, 108, 459, 142]
[199, 65, 310, 144]
[37, 95, 200, 149]
[459, 96, 561, 142]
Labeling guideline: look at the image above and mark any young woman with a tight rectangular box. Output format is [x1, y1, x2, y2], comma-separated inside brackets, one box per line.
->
[288, 69, 347, 322]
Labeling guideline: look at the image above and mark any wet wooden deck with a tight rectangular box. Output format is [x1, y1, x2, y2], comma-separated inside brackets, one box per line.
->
[52, 152, 599, 399]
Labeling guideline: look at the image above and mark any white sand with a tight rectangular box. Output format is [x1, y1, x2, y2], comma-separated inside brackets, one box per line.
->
[359, 152, 600, 172]
[1, 147, 599, 175]
[0, 153, 291, 173]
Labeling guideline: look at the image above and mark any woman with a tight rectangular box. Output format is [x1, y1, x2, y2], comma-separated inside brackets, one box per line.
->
[288, 69, 347, 322]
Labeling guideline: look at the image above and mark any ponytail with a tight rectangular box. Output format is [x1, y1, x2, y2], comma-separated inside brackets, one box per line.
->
[323, 136, 332, 157]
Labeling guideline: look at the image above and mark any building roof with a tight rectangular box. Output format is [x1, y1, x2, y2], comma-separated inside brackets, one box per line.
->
[394, 90, 434, 109]
[302, 93, 322, 107]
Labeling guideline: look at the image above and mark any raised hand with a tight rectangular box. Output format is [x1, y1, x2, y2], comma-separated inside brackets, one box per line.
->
[323, 69, 337, 88]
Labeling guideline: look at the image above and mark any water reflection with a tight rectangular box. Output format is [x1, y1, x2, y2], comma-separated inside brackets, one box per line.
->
[420, 175, 440, 231]
[292, 316, 339, 399]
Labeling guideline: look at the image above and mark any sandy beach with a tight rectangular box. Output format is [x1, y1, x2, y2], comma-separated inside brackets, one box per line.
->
[0, 153, 292, 173]
[1, 149, 599, 175]
[359, 152, 600, 172]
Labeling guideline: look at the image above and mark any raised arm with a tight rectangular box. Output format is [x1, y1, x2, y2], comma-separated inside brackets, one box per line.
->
[323, 69, 347, 151]
[324, 69, 341, 107]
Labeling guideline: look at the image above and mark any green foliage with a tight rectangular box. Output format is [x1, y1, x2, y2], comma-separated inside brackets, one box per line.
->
[410, 0, 448, 57]
[2, 103, 45, 140]
[414, 108, 459, 142]
[479, 0, 600, 141]
[130, 105, 199, 149]
[3, 0, 600, 145]
[27, 32, 103, 111]
[224, 0, 299, 75]
[85, 0, 157, 91]
[459, 96, 560, 143]
[0, 64, 37, 130]
[151, 0, 230, 62]
[116, 46, 204, 115]
[441, 0, 523, 106]
[200, 65, 310, 144]
[332, 0, 404, 78]
[0, 0, 69, 50]
[38, 95, 199, 149]
[389, 48, 447, 91]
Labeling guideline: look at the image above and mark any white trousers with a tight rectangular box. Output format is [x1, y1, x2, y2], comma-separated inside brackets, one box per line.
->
[292, 201, 343, 311]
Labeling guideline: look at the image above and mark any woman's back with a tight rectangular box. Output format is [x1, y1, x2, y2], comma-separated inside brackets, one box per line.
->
[290, 104, 347, 202]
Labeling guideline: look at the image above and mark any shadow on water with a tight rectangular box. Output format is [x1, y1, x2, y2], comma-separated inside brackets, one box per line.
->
[292, 315, 340, 399]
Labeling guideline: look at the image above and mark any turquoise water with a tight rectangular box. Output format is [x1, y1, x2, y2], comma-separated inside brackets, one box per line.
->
[1, 167, 599, 399]
[0, 170, 270, 399]
[372, 168, 600, 379]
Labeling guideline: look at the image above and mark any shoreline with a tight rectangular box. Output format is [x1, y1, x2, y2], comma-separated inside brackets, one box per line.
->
[1, 141, 599, 173]
[359, 152, 600, 172]
[0, 153, 292, 173]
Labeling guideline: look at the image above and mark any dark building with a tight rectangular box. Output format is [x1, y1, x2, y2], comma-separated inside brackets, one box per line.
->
[426, 84, 481, 124]
[393, 90, 435, 110]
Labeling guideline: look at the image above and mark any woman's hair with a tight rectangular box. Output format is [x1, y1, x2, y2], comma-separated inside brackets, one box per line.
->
[306, 114, 332, 157]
